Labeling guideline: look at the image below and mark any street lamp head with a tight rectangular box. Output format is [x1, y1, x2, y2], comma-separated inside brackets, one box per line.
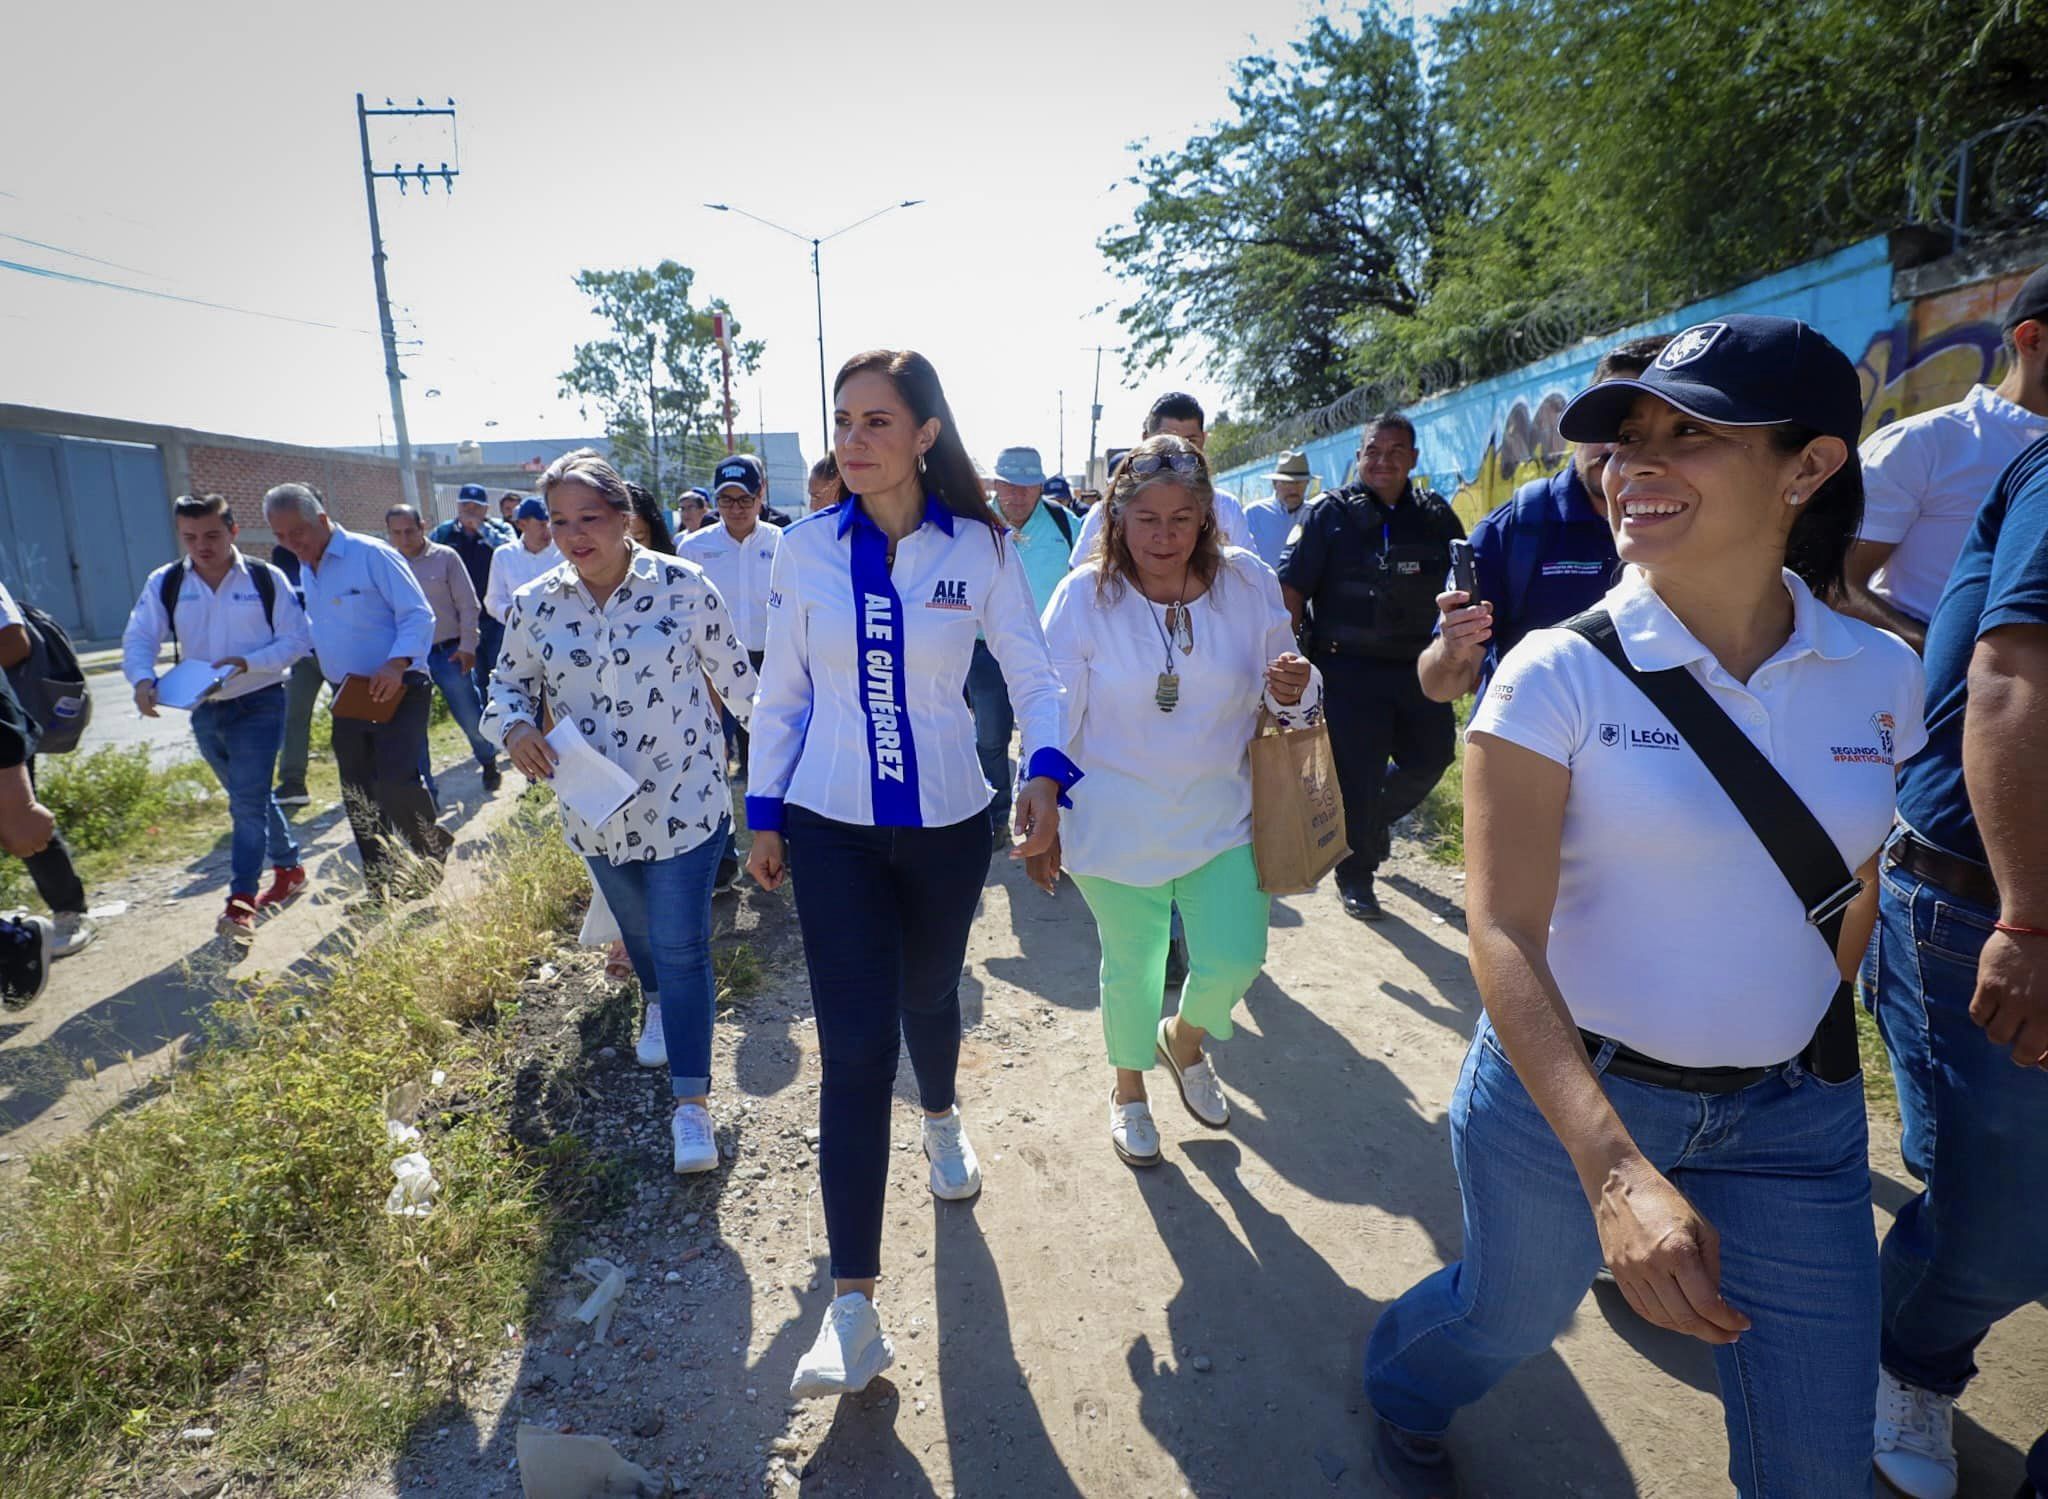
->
[901, 199, 925, 208]
[705, 203, 730, 212]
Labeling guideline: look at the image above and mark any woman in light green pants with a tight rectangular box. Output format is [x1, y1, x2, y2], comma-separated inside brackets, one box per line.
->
[1031, 435, 1321, 1165]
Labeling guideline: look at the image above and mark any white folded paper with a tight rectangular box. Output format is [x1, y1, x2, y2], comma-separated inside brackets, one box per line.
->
[544, 716, 637, 827]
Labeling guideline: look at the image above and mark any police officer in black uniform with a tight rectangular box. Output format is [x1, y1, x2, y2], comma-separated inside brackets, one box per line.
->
[1279, 411, 1464, 921]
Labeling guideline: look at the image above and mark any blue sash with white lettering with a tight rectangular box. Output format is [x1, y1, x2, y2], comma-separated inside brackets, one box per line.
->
[848, 519, 923, 826]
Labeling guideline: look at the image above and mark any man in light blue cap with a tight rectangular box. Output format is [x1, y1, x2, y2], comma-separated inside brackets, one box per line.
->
[967, 445, 1076, 845]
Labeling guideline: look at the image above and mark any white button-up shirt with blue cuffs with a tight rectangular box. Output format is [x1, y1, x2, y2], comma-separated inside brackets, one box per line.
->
[299, 526, 438, 683]
[746, 496, 1083, 832]
[121, 550, 313, 701]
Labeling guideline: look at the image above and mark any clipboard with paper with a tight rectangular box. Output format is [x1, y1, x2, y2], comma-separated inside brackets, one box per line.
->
[154, 658, 245, 710]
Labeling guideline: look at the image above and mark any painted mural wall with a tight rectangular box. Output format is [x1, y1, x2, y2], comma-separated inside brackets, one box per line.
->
[1217, 235, 2042, 529]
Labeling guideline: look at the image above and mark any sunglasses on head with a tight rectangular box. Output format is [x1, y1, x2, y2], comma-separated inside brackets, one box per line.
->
[1126, 451, 1202, 478]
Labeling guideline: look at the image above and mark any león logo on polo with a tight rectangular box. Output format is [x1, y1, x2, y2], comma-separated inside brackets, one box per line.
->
[1599, 721, 1682, 750]
[1656, 323, 1726, 369]
[1598, 723, 1621, 747]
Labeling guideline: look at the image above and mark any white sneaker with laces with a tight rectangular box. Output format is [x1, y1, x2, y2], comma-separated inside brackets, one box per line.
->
[635, 995, 666, 1068]
[790, 1292, 894, 1400]
[671, 1101, 718, 1175]
[1873, 1368, 1959, 1499]
[921, 1106, 982, 1200]
[1156, 1017, 1230, 1127]
[49, 913, 97, 960]
[1110, 1093, 1161, 1166]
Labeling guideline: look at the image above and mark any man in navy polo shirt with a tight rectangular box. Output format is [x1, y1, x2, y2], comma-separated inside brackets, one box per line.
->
[1418, 335, 1669, 707]
[1865, 431, 2048, 1499]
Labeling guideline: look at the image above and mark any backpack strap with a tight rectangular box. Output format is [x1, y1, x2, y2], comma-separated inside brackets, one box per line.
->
[250, 562, 278, 633]
[1045, 502, 1075, 548]
[1561, 607, 1864, 1082]
[158, 560, 187, 664]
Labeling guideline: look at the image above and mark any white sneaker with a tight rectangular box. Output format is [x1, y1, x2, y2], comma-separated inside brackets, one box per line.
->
[1156, 1018, 1229, 1127]
[921, 1106, 982, 1200]
[671, 1102, 718, 1175]
[635, 995, 666, 1068]
[1110, 1093, 1161, 1166]
[790, 1292, 894, 1400]
[1874, 1369, 1958, 1499]
[49, 913, 97, 960]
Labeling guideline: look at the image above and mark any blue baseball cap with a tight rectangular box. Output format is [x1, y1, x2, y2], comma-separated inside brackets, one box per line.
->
[993, 446, 1047, 487]
[1560, 315, 1863, 450]
[713, 454, 764, 497]
[514, 497, 549, 524]
[456, 483, 489, 504]
[1042, 474, 1073, 501]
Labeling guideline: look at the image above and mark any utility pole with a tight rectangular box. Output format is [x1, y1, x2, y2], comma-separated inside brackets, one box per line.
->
[812, 241, 828, 460]
[1086, 345, 1105, 485]
[355, 94, 458, 510]
[647, 332, 662, 494]
[1058, 388, 1065, 477]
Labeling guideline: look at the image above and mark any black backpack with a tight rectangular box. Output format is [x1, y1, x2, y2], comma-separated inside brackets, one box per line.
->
[1042, 503, 1075, 548]
[158, 560, 279, 664]
[5, 602, 92, 755]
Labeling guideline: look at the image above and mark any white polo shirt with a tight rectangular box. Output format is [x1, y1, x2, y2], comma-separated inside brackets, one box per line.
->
[1857, 384, 2048, 621]
[1068, 487, 1254, 566]
[746, 497, 1078, 831]
[678, 519, 780, 652]
[1471, 567, 1925, 1067]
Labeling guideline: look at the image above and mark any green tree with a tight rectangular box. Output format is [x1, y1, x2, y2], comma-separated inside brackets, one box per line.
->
[1098, 7, 1471, 423]
[559, 261, 764, 492]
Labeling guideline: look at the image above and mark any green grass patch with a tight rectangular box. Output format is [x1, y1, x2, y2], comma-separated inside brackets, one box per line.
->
[0, 797, 587, 1497]
[1413, 697, 1473, 865]
[0, 706, 480, 909]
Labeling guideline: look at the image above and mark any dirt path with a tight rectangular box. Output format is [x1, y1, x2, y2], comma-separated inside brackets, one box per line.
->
[0, 759, 528, 1161]
[343, 839, 2045, 1499]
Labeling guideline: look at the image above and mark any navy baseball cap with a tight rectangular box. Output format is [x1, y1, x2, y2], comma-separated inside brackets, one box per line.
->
[713, 454, 764, 497]
[2001, 266, 2048, 333]
[514, 497, 549, 524]
[1560, 315, 1863, 450]
[456, 483, 489, 504]
[1042, 475, 1073, 501]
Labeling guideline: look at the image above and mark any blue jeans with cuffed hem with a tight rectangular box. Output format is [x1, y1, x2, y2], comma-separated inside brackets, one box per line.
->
[965, 639, 1013, 831]
[1869, 830, 2048, 1398]
[190, 685, 298, 896]
[1365, 1015, 1877, 1499]
[784, 804, 991, 1281]
[585, 819, 726, 1099]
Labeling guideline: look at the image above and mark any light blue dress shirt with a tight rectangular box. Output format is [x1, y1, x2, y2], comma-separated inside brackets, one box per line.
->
[299, 526, 438, 684]
[1243, 496, 1310, 571]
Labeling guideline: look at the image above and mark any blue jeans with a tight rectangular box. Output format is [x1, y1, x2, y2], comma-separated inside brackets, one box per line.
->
[1869, 830, 2048, 1397]
[784, 805, 991, 1279]
[1366, 1016, 1878, 1498]
[418, 641, 497, 794]
[473, 613, 504, 703]
[585, 819, 727, 1099]
[965, 638, 1013, 829]
[190, 685, 298, 896]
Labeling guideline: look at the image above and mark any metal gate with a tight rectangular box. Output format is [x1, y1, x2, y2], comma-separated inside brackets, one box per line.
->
[0, 432, 172, 642]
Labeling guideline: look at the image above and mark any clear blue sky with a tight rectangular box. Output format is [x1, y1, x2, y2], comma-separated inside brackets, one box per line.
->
[2, 0, 1452, 479]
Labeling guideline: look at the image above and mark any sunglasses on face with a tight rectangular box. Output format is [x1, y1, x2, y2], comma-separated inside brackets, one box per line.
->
[1126, 451, 1202, 478]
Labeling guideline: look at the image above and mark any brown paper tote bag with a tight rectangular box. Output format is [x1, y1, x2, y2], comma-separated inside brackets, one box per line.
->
[1248, 709, 1350, 894]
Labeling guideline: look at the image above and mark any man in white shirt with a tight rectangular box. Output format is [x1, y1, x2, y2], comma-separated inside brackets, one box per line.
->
[1841, 267, 2048, 652]
[1068, 392, 1254, 565]
[681, 453, 782, 888]
[124, 493, 314, 938]
[483, 498, 563, 622]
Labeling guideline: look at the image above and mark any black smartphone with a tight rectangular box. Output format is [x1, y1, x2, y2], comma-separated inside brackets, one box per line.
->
[1449, 539, 1479, 603]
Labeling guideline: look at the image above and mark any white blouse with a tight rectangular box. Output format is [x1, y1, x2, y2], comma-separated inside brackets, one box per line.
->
[1471, 567, 1926, 1067]
[482, 544, 755, 864]
[1041, 549, 1322, 887]
[746, 497, 1079, 831]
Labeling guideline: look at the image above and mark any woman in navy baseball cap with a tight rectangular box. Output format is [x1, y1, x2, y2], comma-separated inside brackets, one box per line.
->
[1364, 316, 1926, 1499]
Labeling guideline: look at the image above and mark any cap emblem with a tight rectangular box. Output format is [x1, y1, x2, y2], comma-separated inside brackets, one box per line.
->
[1656, 323, 1726, 369]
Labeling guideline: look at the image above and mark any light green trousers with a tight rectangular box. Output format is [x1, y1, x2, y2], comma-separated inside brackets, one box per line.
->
[1072, 842, 1270, 1071]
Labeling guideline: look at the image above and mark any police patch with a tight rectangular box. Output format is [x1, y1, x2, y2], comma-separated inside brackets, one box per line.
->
[1656, 323, 1726, 369]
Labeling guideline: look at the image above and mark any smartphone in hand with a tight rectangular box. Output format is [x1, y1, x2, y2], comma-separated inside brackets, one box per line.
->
[1449, 539, 1480, 605]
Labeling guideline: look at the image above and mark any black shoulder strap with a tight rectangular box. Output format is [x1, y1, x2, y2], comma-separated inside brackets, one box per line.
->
[1046, 503, 1074, 547]
[1562, 607, 1863, 1079]
[159, 560, 186, 663]
[250, 562, 278, 631]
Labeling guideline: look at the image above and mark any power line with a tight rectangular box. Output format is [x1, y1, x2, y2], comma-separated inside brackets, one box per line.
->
[0, 230, 160, 279]
[0, 255, 382, 337]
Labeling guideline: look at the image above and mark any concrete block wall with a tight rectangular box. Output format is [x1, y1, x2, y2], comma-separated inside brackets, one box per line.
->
[184, 442, 435, 537]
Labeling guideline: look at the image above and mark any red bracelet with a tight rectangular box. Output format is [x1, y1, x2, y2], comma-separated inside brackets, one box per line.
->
[1994, 920, 2048, 940]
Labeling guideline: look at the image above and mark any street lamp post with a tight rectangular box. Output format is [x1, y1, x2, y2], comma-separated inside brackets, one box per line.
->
[703, 199, 924, 460]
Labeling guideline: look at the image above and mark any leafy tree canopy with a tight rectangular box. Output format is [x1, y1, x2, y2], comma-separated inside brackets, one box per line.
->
[560, 261, 764, 493]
